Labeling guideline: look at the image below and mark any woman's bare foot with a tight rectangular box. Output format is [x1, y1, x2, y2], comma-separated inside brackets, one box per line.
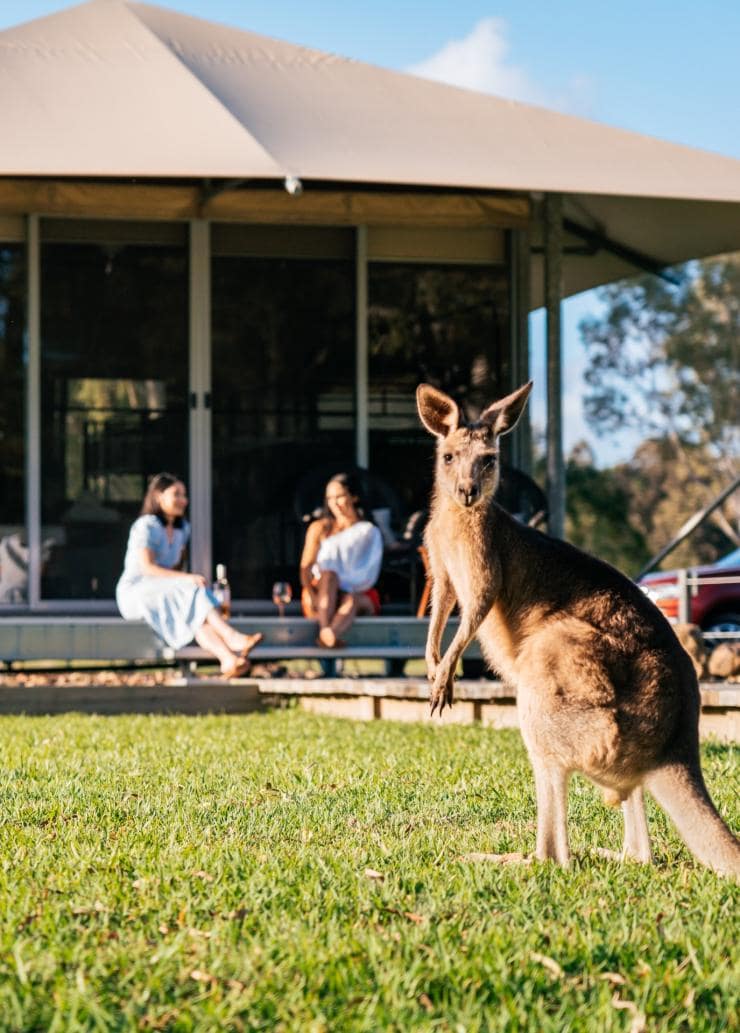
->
[223, 630, 263, 657]
[238, 632, 263, 658]
[317, 627, 337, 648]
[220, 655, 250, 679]
[316, 628, 346, 649]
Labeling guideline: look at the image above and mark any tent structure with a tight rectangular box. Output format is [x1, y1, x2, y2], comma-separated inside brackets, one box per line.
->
[2, 0, 740, 606]
[3, 0, 740, 297]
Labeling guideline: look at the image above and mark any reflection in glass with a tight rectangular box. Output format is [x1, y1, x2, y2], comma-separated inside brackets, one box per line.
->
[40, 240, 188, 599]
[0, 244, 26, 605]
[212, 257, 355, 599]
[368, 263, 510, 515]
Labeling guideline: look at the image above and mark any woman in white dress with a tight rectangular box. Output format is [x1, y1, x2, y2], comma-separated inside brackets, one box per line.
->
[116, 473, 262, 677]
[299, 472, 383, 648]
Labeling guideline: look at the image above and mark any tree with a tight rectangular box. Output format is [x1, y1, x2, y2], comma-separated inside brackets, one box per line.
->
[556, 437, 734, 576]
[612, 437, 736, 570]
[578, 255, 739, 564]
[563, 441, 649, 576]
[580, 255, 739, 476]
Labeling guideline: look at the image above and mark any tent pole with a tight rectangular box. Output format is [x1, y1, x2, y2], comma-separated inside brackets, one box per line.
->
[355, 225, 369, 469]
[25, 213, 41, 608]
[509, 227, 531, 473]
[188, 219, 212, 580]
[545, 193, 565, 538]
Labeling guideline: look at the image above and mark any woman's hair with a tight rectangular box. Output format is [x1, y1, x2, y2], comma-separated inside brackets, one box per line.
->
[141, 472, 185, 527]
[321, 471, 369, 523]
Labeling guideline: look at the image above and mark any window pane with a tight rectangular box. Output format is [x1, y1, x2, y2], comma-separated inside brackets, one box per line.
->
[40, 240, 188, 599]
[0, 244, 26, 605]
[212, 257, 355, 599]
[368, 263, 510, 515]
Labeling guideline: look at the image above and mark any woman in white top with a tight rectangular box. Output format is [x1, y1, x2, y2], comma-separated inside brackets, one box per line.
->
[299, 472, 383, 648]
[116, 472, 262, 677]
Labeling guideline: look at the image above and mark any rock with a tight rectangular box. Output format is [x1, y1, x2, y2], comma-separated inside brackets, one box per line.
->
[707, 642, 740, 679]
[673, 623, 707, 680]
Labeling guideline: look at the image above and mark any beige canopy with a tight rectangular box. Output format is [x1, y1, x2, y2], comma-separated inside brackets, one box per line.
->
[3, 0, 740, 296]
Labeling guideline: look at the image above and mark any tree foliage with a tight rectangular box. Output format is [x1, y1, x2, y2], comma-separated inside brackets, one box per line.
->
[567, 255, 740, 573]
[580, 256, 740, 473]
[557, 436, 737, 577]
[563, 443, 650, 576]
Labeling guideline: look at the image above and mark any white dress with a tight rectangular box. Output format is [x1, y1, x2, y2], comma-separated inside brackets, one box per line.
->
[116, 515, 217, 649]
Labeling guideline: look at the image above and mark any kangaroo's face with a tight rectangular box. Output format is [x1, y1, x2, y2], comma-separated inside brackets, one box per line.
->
[416, 382, 533, 510]
[435, 423, 500, 508]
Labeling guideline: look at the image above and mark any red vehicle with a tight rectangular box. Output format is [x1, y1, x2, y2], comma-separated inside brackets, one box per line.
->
[638, 547, 740, 639]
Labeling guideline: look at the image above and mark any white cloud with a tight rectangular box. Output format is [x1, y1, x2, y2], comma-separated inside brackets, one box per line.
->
[406, 18, 595, 116]
[406, 17, 544, 104]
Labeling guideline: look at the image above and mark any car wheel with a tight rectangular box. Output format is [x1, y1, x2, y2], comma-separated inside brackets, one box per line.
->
[702, 612, 740, 649]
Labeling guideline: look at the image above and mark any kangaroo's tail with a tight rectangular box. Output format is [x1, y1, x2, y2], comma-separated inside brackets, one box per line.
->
[645, 762, 740, 877]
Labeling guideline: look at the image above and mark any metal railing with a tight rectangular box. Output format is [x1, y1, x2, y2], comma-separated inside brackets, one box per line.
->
[675, 569, 740, 641]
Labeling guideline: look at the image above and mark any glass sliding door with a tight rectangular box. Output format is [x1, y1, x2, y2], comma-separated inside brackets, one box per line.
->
[39, 222, 188, 601]
[211, 228, 355, 600]
[0, 242, 26, 606]
[368, 262, 510, 516]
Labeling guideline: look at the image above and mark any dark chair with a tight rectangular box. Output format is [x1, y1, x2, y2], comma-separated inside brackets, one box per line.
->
[380, 507, 428, 611]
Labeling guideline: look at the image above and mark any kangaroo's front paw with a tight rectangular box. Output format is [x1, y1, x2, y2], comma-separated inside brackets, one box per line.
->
[429, 666, 455, 715]
[425, 656, 439, 684]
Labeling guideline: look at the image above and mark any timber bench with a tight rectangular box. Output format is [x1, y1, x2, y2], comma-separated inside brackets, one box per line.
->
[0, 616, 481, 668]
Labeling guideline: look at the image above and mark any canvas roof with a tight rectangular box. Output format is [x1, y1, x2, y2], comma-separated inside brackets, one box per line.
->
[3, 0, 740, 297]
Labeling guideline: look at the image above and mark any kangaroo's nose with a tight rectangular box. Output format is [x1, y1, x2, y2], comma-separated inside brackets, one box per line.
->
[458, 483, 479, 506]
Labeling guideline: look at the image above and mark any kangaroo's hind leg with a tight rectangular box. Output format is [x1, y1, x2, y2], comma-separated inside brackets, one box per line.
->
[531, 757, 571, 865]
[622, 785, 652, 863]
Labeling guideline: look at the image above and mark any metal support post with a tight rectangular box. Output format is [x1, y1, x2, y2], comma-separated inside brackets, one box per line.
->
[188, 219, 212, 579]
[25, 214, 41, 607]
[355, 225, 369, 468]
[676, 568, 690, 624]
[545, 193, 565, 538]
[509, 228, 531, 473]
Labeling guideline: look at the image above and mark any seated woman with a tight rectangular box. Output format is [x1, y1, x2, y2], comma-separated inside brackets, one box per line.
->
[300, 472, 383, 649]
[116, 472, 262, 678]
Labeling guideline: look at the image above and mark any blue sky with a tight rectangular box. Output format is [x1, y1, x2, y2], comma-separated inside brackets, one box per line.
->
[3, 0, 739, 464]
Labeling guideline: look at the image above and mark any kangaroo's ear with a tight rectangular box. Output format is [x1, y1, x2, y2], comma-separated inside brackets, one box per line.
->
[479, 381, 533, 437]
[416, 384, 462, 438]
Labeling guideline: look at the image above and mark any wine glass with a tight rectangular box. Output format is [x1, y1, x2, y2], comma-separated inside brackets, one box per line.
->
[271, 580, 293, 619]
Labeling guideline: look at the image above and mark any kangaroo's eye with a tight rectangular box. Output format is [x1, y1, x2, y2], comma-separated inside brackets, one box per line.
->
[443, 453, 454, 465]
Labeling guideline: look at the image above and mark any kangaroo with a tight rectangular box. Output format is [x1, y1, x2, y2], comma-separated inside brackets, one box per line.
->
[417, 380, 740, 876]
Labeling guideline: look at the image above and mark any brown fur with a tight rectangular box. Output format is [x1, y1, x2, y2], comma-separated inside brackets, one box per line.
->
[417, 381, 740, 876]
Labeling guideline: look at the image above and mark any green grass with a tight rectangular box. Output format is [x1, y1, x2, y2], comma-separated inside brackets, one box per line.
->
[0, 711, 737, 1032]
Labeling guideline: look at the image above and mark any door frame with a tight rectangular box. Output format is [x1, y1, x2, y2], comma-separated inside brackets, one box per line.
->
[20, 215, 210, 611]
[188, 219, 212, 584]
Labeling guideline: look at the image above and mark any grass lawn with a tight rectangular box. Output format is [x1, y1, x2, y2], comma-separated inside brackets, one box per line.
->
[0, 710, 737, 1032]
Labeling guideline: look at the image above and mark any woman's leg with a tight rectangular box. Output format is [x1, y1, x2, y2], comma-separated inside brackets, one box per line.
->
[330, 591, 374, 640]
[204, 607, 263, 657]
[194, 622, 245, 675]
[315, 571, 341, 646]
[329, 593, 356, 641]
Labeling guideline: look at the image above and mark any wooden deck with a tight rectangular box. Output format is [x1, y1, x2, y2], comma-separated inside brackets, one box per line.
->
[0, 617, 736, 740]
[0, 671, 736, 741]
[0, 616, 479, 664]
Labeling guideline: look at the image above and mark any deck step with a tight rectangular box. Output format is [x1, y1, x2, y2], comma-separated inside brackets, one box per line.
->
[0, 616, 480, 663]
